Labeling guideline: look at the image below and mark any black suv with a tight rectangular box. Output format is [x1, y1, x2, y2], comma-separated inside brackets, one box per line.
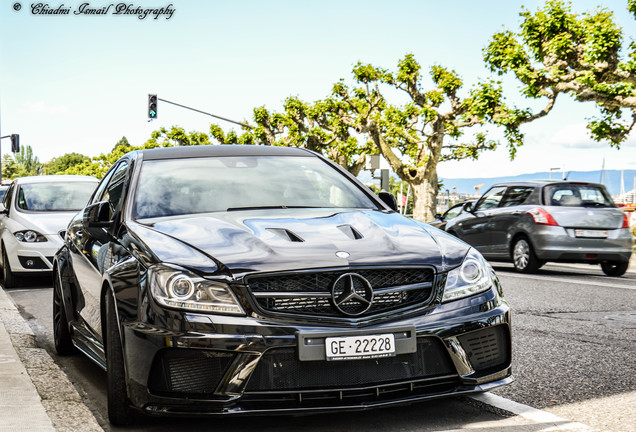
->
[53, 145, 511, 424]
[445, 180, 633, 275]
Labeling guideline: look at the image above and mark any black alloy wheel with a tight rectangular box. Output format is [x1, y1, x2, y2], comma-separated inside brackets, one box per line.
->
[511, 237, 543, 273]
[105, 292, 135, 426]
[600, 261, 629, 277]
[53, 270, 76, 355]
[1, 246, 18, 288]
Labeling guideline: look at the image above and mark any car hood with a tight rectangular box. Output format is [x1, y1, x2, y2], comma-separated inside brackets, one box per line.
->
[127, 209, 469, 277]
[12, 210, 77, 235]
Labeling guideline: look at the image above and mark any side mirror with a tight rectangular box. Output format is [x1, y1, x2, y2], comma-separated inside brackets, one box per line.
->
[434, 213, 442, 220]
[83, 201, 112, 228]
[378, 191, 398, 212]
[0, 204, 6, 215]
[462, 202, 474, 213]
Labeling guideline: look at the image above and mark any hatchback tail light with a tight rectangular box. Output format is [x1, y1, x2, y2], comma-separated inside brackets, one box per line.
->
[526, 208, 558, 226]
[622, 212, 631, 228]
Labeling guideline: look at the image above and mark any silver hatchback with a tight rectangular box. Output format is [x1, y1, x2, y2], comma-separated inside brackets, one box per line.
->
[445, 181, 633, 276]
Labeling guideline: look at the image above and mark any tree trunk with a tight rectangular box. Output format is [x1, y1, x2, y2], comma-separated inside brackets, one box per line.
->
[411, 170, 438, 222]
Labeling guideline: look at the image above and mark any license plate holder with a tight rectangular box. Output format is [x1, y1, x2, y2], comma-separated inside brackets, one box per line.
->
[325, 333, 396, 361]
[575, 229, 608, 238]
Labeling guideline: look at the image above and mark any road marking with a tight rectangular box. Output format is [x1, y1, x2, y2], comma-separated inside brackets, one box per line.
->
[499, 272, 636, 290]
[471, 393, 596, 431]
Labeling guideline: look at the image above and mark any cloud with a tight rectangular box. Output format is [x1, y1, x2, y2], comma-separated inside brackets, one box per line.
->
[17, 101, 71, 116]
[550, 122, 605, 149]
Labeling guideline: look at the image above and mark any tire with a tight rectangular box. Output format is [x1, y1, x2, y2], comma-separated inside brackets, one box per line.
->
[601, 261, 629, 277]
[53, 270, 76, 355]
[1, 246, 19, 288]
[105, 292, 135, 426]
[512, 237, 543, 273]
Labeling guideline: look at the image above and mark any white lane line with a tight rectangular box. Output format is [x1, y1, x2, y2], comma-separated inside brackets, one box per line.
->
[470, 393, 596, 431]
[498, 272, 636, 290]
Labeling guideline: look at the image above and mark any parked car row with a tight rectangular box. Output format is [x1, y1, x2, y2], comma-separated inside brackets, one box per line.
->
[4, 149, 630, 427]
[433, 181, 633, 276]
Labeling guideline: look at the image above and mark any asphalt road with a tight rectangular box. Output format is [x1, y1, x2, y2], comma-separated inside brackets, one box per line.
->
[7, 262, 636, 431]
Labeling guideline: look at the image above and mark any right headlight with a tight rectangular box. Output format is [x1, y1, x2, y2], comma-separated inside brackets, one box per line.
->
[443, 248, 493, 302]
[148, 264, 245, 315]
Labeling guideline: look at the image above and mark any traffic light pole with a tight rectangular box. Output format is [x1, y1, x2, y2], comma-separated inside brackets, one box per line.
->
[155, 97, 253, 129]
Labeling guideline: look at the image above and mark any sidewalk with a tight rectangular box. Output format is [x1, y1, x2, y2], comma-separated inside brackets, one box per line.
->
[0, 287, 102, 432]
[0, 288, 54, 431]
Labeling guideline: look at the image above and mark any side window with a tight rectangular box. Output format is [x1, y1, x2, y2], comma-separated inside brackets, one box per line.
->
[444, 205, 463, 220]
[91, 168, 116, 205]
[101, 161, 129, 218]
[500, 187, 534, 207]
[475, 187, 507, 211]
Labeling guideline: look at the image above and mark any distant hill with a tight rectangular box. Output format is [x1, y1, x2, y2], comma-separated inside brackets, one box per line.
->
[439, 170, 636, 196]
[359, 170, 636, 196]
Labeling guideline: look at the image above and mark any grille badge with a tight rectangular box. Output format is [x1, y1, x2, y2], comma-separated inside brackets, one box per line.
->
[331, 273, 373, 316]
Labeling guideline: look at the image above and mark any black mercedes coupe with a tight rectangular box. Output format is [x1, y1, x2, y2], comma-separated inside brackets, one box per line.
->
[53, 145, 512, 425]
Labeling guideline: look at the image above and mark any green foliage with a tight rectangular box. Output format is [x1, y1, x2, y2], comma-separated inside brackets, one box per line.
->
[485, 0, 636, 147]
[3, 146, 42, 179]
[43, 153, 90, 175]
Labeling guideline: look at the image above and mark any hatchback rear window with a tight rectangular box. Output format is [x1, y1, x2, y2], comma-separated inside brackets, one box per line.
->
[544, 184, 615, 208]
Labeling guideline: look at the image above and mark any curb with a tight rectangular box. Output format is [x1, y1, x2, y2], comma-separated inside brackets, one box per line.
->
[0, 287, 103, 432]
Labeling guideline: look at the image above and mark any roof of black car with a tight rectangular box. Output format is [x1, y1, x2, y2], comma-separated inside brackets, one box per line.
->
[136, 144, 313, 160]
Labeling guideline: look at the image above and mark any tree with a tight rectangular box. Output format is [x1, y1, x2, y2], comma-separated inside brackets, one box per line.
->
[3, 145, 42, 179]
[319, 55, 528, 221]
[485, 0, 636, 145]
[43, 152, 90, 175]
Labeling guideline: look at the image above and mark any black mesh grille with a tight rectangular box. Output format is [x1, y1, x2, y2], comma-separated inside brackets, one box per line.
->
[148, 349, 235, 396]
[246, 337, 454, 391]
[457, 325, 509, 371]
[247, 268, 435, 317]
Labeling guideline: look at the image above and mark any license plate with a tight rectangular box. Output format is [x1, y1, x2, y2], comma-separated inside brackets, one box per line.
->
[325, 334, 396, 361]
[575, 229, 608, 238]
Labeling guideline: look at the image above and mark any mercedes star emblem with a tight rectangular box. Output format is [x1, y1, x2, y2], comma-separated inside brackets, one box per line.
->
[331, 273, 374, 316]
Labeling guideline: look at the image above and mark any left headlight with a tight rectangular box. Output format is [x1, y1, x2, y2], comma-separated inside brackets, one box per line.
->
[148, 264, 245, 315]
[443, 248, 493, 302]
[14, 230, 47, 242]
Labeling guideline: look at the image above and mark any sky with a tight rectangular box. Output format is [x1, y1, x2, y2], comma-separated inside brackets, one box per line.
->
[1, 0, 635, 180]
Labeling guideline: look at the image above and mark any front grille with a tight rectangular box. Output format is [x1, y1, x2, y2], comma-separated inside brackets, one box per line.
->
[247, 268, 435, 317]
[246, 337, 454, 392]
[457, 325, 509, 372]
[148, 349, 234, 397]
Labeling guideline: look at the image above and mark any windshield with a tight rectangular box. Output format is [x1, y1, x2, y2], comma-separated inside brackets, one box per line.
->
[17, 182, 97, 211]
[134, 155, 378, 219]
[544, 184, 615, 208]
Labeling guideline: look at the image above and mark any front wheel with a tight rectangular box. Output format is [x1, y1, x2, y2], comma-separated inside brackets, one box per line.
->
[2, 246, 19, 288]
[105, 293, 135, 426]
[512, 238, 543, 273]
[601, 261, 629, 277]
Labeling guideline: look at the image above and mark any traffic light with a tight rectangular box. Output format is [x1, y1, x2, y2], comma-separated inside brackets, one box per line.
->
[148, 94, 158, 119]
[10, 134, 19, 153]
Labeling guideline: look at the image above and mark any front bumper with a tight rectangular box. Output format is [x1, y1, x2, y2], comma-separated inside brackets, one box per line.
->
[530, 226, 633, 263]
[6, 234, 63, 273]
[121, 284, 512, 416]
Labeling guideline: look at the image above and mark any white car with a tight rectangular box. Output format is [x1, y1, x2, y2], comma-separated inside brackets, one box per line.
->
[0, 175, 98, 287]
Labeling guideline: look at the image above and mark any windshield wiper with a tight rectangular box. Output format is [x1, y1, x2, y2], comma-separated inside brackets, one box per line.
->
[226, 205, 324, 212]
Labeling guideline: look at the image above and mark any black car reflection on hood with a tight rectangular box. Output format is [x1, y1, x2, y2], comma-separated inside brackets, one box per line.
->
[53, 145, 512, 426]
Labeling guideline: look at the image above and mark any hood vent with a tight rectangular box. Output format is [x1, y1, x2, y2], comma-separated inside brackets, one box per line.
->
[337, 224, 364, 240]
[267, 228, 304, 243]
